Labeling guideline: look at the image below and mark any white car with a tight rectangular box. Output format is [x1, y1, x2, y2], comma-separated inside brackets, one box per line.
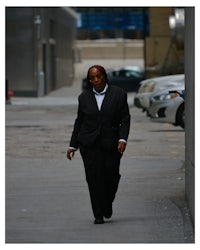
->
[134, 74, 185, 110]
[148, 86, 185, 128]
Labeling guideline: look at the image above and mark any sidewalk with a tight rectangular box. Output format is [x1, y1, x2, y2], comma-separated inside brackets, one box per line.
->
[6, 102, 194, 243]
[11, 91, 135, 107]
[10, 79, 81, 106]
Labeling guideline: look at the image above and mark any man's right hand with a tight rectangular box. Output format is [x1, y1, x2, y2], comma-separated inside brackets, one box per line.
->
[66, 148, 76, 160]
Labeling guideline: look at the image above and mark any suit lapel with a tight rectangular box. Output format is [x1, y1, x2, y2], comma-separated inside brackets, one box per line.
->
[88, 89, 100, 112]
[100, 86, 112, 112]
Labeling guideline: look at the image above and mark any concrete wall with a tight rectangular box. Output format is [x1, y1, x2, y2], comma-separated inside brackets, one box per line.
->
[6, 8, 36, 95]
[6, 7, 77, 97]
[149, 7, 173, 36]
[74, 39, 144, 60]
[185, 7, 195, 224]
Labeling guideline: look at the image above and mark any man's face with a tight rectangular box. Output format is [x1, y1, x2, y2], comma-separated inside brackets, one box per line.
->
[88, 67, 106, 93]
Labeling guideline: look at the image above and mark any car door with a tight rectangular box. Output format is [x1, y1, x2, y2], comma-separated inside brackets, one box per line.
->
[108, 69, 143, 92]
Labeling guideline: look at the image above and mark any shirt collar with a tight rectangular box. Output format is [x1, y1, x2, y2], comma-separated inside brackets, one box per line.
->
[93, 84, 108, 95]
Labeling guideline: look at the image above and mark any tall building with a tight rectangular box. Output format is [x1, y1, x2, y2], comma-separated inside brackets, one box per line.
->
[6, 7, 77, 97]
[73, 7, 149, 40]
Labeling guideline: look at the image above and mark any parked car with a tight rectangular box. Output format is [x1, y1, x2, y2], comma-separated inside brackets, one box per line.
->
[82, 66, 145, 92]
[134, 74, 185, 110]
[147, 86, 185, 128]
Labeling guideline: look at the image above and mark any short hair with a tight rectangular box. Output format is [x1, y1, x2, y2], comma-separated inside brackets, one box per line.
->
[86, 65, 108, 87]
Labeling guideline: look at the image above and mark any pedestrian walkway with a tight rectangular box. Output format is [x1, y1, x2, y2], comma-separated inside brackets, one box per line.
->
[11, 86, 135, 107]
[6, 103, 194, 243]
[11, 78, 81, 106]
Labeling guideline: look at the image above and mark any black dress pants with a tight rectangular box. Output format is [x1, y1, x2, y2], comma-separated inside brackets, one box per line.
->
[80, 141, 121, 219]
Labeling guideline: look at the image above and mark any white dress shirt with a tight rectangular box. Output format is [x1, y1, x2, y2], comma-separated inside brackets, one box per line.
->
[93, 84, 108, 110]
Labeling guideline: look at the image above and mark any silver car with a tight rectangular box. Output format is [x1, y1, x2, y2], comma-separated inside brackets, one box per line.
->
[148, 86, 185, 128]
[134, 74, 185, 110]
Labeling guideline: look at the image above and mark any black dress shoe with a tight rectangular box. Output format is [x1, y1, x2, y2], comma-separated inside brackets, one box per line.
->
[94, 217, 105, 224]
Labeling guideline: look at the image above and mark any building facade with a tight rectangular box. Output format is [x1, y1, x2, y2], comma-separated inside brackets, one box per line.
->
[6, 7, 77, 96]
[73, 7, 149, 40]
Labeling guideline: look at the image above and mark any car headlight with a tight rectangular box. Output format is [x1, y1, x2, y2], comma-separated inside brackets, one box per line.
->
[139, 81, 155, 93]
[153, 92, 179, 101]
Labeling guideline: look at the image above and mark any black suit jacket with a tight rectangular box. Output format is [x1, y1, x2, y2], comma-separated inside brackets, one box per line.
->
[69, 85, 130, 150]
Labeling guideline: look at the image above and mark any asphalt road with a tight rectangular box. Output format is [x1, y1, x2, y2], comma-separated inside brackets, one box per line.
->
[5, 98, 194, 243]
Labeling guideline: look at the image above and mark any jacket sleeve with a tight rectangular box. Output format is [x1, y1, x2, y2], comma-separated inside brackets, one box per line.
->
[118, 91, 130, 141]
[69, 96, 84, 149]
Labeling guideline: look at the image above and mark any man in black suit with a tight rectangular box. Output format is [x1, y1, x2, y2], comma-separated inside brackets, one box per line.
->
[67, 65, 130, 224]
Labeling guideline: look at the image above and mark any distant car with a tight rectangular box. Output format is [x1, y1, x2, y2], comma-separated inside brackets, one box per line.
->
[82, 66, 145, 92]
[148, 86, 185, 128]
[134, 74, 185, 110]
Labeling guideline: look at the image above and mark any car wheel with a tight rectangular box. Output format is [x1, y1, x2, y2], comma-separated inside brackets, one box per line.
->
[176, 103, 185, 128]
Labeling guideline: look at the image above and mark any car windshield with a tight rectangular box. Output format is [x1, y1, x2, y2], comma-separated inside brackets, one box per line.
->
[107, 69, 143, 78]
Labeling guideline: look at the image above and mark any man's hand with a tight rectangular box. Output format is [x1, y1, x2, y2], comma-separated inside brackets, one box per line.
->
[66, 148, 76, 160]
[118, 141, 126, 154]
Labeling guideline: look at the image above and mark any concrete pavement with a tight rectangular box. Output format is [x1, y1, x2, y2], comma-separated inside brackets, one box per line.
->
[6, 60, 194, 243]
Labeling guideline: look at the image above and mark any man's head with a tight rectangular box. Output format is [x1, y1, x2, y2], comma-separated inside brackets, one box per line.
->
[87, 65, 108, 93]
